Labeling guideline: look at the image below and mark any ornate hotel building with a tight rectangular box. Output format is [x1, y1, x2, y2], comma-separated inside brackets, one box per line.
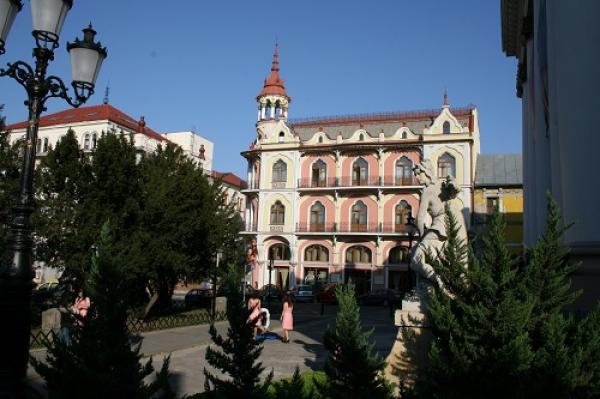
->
[241, 47, 481, 293]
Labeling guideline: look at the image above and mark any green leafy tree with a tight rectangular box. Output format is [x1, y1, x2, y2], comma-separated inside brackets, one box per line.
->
[0, 107, 21, 256]
[31, 222, 173, 398]
[130, 144, 244, 310]
[34, 132, 142, 298]
[203, 266, 272, 398]
[318, 285, 393, 399]
[33, 129, 93, 289]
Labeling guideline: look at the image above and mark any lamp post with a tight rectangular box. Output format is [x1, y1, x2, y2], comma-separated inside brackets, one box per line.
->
[212, 251, 222, 318]
[0, 1, 106, 395]
[405, 215, 417, 289]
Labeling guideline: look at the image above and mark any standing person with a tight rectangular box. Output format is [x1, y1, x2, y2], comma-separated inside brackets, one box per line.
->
[247, 297, 261, 337]
[281, 294, 294, 343]
[73, 289, 90, 320]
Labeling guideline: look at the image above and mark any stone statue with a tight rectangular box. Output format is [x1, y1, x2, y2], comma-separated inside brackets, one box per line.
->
[409, 159, 467, 293]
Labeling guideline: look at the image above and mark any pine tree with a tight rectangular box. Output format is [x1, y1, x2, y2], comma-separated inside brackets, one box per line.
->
[318, 284, 393, 399]
[414, 208, 534, 399]
[203, 266, 272, 399]
[273, 366, 316, 399]
[413, 198, 600, 399]
[31, 222, 173, 399]
[521, 196, 600, 398]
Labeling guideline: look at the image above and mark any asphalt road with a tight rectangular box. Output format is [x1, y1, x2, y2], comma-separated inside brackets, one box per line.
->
[28, 302, 397, 397]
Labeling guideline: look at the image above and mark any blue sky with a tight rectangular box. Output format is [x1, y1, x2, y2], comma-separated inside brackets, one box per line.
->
[0, 0, 521, 178]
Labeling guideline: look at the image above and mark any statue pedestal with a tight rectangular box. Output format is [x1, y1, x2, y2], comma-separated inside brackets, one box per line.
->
[385, 298, 432, 390]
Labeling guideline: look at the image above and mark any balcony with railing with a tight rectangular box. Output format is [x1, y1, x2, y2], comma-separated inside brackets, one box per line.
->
[297, 176, 338, 189]
[296, 222, 413, 235]
[298, 175, 421, 190]
[382, 175, 420, 187]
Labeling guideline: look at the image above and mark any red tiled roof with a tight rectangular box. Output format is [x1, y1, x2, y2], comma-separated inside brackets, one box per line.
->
[212, 171, 247, 189]
[288, 106, 475, 128]
[5, 104, 167, 142]
[257, 44, 290, 100]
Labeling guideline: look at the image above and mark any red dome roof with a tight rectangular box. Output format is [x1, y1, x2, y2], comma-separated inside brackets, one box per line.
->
[257, 44, 290, 101]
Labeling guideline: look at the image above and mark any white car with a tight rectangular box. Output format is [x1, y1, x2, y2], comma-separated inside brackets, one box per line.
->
[294, 285, 314, 303]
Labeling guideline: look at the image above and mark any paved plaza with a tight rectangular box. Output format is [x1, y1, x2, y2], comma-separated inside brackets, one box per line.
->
[28, 303, 397, 397]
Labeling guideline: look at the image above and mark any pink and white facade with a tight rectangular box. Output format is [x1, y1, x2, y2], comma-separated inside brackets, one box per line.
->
[241, 47, 481, 293]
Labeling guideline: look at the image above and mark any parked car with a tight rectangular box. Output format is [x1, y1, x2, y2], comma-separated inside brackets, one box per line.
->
[315, 282, 339, 304]
[293, 285, 314, 303]
[184, 289, 213, 308]
[260, 284, 282, 301]
[358, 289, 404, 306]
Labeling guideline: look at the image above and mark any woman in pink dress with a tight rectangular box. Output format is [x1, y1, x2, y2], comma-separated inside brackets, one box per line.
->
[280, 294, 294, 343]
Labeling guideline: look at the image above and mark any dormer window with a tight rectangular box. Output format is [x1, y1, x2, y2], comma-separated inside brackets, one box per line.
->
[443, 121, 451, 134]
[278, 131, 285, 143]
[359, 133, 364, 141]
[401, 132, 407, 139]
[318, 136, 323, 144]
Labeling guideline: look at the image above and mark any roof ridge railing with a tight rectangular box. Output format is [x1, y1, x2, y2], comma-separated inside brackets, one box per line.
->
[289, 105, 475, 126]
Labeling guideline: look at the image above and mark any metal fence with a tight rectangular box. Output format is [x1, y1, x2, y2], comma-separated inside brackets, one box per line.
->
[29, 310, 227, 348]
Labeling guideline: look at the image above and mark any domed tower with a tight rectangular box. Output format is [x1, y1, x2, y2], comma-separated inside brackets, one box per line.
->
[257, 44, 291, 122]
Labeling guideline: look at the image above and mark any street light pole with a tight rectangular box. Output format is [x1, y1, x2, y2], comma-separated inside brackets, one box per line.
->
[0, 1, 107, 395]
[212, 251, 222, 318]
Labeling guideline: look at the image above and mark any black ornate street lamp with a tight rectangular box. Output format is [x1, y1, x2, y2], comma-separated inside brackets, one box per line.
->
[405, 215, 417, 289]
[0, 0, 106, 395]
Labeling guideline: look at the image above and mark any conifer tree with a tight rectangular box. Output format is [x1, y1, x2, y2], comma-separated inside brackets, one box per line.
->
[318, 285, 393, 399]
[31, 222, 173, 399]
[413, 199, 600, 399]
[274, 366, 316, 399]
[203, 266, 272, 398]
[414, 208, 534, 399]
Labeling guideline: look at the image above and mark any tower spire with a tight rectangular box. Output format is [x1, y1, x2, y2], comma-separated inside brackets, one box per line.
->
[103, 82, 110, 105]
[443, 87, 449, 107]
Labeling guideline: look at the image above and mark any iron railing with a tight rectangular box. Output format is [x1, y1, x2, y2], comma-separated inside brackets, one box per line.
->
[29, 311, 227, 348]
[296, 222, 415, 234]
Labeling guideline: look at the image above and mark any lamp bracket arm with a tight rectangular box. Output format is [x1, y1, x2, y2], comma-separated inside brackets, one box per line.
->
[43, 75, 86, 108]
[0, 61, 34, 92]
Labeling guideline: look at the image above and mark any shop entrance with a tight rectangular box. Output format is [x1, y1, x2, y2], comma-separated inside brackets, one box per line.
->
[344, 269, 371, 295]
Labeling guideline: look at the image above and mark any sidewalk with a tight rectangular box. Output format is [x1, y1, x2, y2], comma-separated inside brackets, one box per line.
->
[27, 303, 396, 397]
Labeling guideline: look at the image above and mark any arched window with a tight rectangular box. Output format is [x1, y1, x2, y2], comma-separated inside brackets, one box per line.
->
[270, 201, 285, 225]
[92, 132, 98, 149]
[272, 160, 287, 183]
[275, 101, 281, 118]
[437, 152, 456, 178]
[389, 246, 409, 264]
[345, 245, 372, 263]
[395, 200, 412, 231]
[84, 134, 91, 150]
[310, 201, 325, 231]
[351, 200, 368, 232]
[352, 158, 368, 186]
[359, 133, 364, 141]
[269, 243, 290, 260]
[443, 121, 451, 134]
[305, 245, 329, 262]
[278, 131, 285, 143]
[395, 156, 413, 185]
[265, 101, 273, 119]
[401, 131, 407, 139]
[312, 159, 327, 187]
[42, 138, 49, 153]
[318, 136, 323, 143]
